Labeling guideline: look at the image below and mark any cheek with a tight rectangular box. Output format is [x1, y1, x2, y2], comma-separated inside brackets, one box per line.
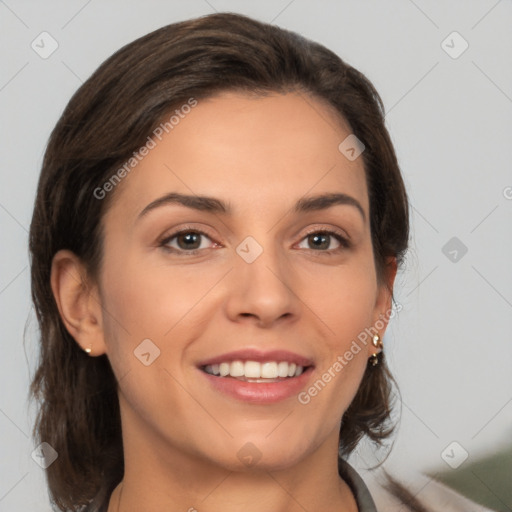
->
[299, 260, 376, 404]
[100, 254, 217, 335]
[98, 258, 200, 419]
[303, 257, 377, 333]
[98, 254, 229, 379]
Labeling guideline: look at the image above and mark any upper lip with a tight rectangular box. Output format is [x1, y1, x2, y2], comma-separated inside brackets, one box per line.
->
[197, 349, 314, 368]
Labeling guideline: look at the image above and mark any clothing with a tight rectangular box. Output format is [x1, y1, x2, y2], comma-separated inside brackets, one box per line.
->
[365, 466, 497, 512]
[338, 456, 378, 511]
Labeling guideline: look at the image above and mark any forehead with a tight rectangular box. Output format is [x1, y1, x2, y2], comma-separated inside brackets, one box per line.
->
[105, 91, 369, 223]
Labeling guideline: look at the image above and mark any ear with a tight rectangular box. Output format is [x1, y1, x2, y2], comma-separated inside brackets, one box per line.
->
[368, 256, 398, 357]
[50, 249, 107, 356]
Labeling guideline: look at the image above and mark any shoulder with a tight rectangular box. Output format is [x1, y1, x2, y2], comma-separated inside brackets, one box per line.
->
[362, 467, 496, 512]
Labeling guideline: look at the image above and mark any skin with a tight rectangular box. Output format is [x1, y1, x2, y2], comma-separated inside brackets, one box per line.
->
[51, 91, 397, 512]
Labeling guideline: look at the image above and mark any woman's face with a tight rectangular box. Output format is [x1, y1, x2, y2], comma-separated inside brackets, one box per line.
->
[91, 91, 395, 471]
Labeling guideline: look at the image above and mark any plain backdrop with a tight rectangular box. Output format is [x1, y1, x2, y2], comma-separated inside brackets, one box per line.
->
[1, 1, 511, 510]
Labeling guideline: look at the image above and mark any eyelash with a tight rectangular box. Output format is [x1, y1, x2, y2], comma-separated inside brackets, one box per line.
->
[158, 225, 351, 257]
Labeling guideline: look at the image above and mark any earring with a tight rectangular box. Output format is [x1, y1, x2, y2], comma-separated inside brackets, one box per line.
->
[84, 344, 92, 355]
[369, 334, 383, 366]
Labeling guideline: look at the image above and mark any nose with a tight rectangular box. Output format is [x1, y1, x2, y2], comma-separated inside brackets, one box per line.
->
[223, 240, 301, 328]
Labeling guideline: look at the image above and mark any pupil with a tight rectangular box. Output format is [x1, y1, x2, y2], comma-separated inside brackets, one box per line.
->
[311, 233, 329, 250]
[179, 232, 200, 250]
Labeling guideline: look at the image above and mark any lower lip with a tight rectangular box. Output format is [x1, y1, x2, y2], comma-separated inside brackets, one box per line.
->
[199, 367, 314, 404]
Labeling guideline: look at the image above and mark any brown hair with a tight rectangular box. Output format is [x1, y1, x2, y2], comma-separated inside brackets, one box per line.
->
[29, 12, 409, 511]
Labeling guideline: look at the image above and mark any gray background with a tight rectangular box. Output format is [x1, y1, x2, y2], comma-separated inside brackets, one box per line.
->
[1, 0, 511, 510]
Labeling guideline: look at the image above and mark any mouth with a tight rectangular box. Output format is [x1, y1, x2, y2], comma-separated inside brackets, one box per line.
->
[197, 350, 315, 403]
[201, 360, 311, 383]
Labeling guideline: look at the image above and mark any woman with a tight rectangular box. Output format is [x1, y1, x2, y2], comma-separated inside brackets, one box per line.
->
[29, 11, 486, 512]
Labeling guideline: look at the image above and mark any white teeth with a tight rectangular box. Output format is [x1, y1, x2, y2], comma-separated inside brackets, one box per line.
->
[203, 360, 307, 379]
[261, 362, 278, 379]
[230, 360, 244, 377]
[245, 361, 261, 378]
[219, 362, 230, 377]
[277, 361, 289, 377]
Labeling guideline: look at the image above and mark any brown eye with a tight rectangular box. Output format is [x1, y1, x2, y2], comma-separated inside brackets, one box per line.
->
[297, 230, 350, 253]
[307, 232, 333, 250]
[175, 232, 202, 250]
[160, 229, 216, 254]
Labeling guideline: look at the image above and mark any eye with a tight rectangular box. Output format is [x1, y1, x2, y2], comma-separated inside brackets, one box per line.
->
[158, 227, 351, 256]
[159, 227, 217, 255]
[296, 229, 350, 253]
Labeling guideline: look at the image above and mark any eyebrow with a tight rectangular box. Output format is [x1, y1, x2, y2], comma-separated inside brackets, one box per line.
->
[137, 191, 366, 222]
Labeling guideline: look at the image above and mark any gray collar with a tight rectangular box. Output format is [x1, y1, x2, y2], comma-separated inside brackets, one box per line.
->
[338, 457, 378, 511]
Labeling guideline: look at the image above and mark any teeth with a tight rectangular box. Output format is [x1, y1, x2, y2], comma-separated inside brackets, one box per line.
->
[219, 362, 230, 377]
[277, 361, 289, 377]
[230, 360, 244, 377]
[261, 362, 278, 379]
[245, 361, 261, 378]
[203, 360, 307, 379]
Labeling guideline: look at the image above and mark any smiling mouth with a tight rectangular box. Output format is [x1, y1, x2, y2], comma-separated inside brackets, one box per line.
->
[201, 360, 312, 383]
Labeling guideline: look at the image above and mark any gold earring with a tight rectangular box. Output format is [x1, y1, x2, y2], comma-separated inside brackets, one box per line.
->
[84, 344, 92, 354]
[369, 334, 383, 366]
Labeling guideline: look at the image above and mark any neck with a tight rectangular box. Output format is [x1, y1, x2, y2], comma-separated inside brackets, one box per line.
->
[109, 446, 358, 512]
[108, 400, 358, 512]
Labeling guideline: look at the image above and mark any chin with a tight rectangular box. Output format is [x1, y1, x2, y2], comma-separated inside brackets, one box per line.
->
[204, 435, 318, 473]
